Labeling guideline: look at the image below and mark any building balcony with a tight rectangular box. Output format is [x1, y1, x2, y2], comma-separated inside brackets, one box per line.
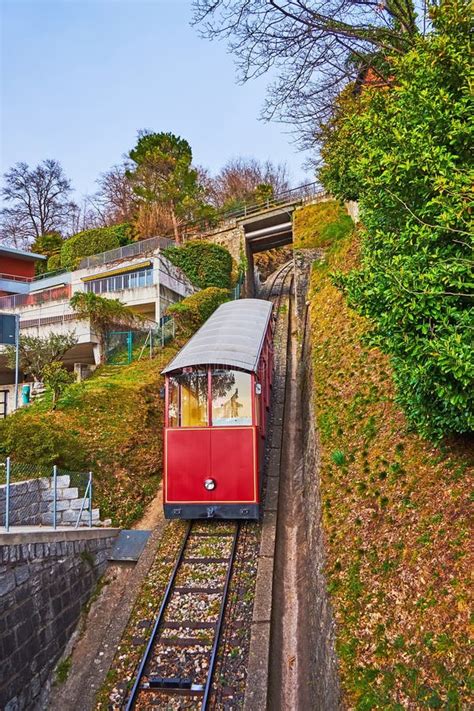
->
[0, 284, 72, 311]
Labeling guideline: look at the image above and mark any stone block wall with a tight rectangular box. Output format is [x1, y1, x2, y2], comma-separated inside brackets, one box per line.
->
[0, 530, 118, 711]
[0, 475, 100, 527]
[297, 260, 341, 708]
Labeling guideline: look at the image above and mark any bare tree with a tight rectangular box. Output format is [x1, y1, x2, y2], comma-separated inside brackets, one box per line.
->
[0, 211, 31, 249]
[210, 157, 290, 208]
[193, 0, 421, 146]
[1, 160, 77, 245]
[88, 163, 137, 226]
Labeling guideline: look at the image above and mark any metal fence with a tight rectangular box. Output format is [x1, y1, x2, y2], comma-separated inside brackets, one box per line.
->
[78, 236, 174, 270]
[0, 458, 94, 531]
[105, 318, 176, 365]
[0, 284, 71, 311]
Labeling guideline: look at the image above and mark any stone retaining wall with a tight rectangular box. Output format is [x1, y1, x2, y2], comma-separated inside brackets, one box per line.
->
[299, 296, 341, 708]
[0, 475, 99, 527]
[0, 529, 118, 711]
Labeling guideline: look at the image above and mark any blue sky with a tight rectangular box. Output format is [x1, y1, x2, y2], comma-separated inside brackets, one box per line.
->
[1, 0, 312, 200]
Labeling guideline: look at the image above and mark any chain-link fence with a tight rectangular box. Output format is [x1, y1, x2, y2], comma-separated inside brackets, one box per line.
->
[0, 458, 95, 531]
[106, 318, 176, 366]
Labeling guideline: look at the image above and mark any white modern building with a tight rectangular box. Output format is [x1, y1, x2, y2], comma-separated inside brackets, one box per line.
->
[0, 237, 195, 416]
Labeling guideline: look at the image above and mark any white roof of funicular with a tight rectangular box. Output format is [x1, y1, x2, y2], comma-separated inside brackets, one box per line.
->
[162, 298, 273, 374]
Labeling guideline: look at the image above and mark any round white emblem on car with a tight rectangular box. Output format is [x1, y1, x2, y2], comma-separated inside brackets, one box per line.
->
[204, 478, 216, 491]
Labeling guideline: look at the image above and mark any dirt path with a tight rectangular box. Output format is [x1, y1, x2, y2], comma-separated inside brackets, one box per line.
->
[48, 485, 166, 711]
[269, 292, 313, 710]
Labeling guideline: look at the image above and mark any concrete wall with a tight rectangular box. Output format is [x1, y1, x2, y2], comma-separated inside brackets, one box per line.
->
[0, 475, 100, 528]
[0, 528, 118, 711]
[297, 252, 341, 709]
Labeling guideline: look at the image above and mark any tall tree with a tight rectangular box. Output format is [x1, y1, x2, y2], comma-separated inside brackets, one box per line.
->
[193, 0, 422, 145]
[127, 131, 207, 243]
[89, 163, 137, 226]
[1, 160, 77, 245]
[209, 157, 290, 210]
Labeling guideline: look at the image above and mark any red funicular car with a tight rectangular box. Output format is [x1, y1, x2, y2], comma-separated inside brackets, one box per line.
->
[162, 298, 274, 519]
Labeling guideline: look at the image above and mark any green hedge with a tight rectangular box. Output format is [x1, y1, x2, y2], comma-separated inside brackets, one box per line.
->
[0, 411, 86, 469]
[167, 287, 230, 334]
[164, 241, 233, 289]
[47, 254, 62, 272]
[61, 223, 133, 270]
[319, 7, 473, 439]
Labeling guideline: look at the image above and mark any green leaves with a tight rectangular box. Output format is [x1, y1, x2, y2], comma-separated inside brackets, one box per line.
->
[167, 287, 230, 335]
[164, 241, 233, 289]
[320, 2, 473, 439]
[60, 223, 133, 269]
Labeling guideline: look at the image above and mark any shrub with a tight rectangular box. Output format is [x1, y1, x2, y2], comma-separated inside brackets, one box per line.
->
[60, 223, 133, 269]
[164, 241, 233, 289]
[319, 4, 473, 438]
[0, 411, 86, 469]
[293, 201, 353, 250]
[47, 253, 62, 272]
[167, 287, 230, 334]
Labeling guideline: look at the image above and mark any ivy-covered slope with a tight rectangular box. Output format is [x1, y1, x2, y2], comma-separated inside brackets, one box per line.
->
[309, 231, 472, 708]
[0, 343, 180, 527]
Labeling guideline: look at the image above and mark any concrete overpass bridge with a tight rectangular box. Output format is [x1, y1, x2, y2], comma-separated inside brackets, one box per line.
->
[195, 182, 329, 294]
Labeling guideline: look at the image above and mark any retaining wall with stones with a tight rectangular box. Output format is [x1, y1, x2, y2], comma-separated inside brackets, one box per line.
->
[0, 475, 99, 527]
[0, 528, 119, 711]
[299, 294, 341, 708]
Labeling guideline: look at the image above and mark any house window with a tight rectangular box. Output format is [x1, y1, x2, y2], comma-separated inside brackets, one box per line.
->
[84, 267, 153, 294]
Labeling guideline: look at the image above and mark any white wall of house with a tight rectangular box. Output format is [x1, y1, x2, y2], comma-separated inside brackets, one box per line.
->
[0, 248, 195, 415]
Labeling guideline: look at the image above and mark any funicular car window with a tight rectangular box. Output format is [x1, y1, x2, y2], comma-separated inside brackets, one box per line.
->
[212, 369, 252, 426]
[169, 372, 208, 427]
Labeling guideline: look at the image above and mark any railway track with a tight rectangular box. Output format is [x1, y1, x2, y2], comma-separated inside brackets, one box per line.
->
[122, 264, 294, 711]
[124, 522, 239, 710]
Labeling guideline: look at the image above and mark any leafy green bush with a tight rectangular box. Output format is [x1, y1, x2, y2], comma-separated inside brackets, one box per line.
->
[167, 287, 230, 334]
[0, 411, 86, 468]
[47, 253, 62, 272]
[293, 201, 353, 249]
[164, 241, 233, 289]
[319, 2, 473, 439]
[60, 223, 133, 269]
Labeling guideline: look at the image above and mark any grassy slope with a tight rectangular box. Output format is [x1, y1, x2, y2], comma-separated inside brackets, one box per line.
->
[308, 229, 472, 708]
[0, 342, 180, 527]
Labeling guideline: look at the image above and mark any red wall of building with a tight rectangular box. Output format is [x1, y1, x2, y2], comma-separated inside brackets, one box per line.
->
[0, 256, 36, 278]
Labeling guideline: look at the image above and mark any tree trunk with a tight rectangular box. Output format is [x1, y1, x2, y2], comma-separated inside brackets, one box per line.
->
[170, 205, 181, 244]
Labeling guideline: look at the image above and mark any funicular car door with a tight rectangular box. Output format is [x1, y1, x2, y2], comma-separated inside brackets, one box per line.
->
[209, 427, 257, 503]
[165, 428, 211, 503]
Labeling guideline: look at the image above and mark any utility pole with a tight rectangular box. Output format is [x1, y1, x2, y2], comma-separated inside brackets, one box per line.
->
[14, 314, 20, 411]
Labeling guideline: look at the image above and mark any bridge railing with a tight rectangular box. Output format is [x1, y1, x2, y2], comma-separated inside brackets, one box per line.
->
[181, 182, 327, 240]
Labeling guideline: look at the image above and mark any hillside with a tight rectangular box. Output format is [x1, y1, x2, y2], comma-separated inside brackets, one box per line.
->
[0, 342, 180, 527]
[307, 223, 472, 707]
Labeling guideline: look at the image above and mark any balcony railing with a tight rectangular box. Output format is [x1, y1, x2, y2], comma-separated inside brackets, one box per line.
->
[0, 285, 71, 310]
[0, 273, 34, 283]
[78, 235, 174, 270]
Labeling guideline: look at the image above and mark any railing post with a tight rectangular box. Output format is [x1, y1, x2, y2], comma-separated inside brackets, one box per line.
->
[5, 457, 10, 532]
[53, 464, 57, 530]
[88, 472, 93, 528]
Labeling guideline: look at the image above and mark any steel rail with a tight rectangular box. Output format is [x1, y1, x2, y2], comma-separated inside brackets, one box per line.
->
[124, 522, 192, 711]
[201, 523, 240, 709]
[124, 522, 240, 711]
